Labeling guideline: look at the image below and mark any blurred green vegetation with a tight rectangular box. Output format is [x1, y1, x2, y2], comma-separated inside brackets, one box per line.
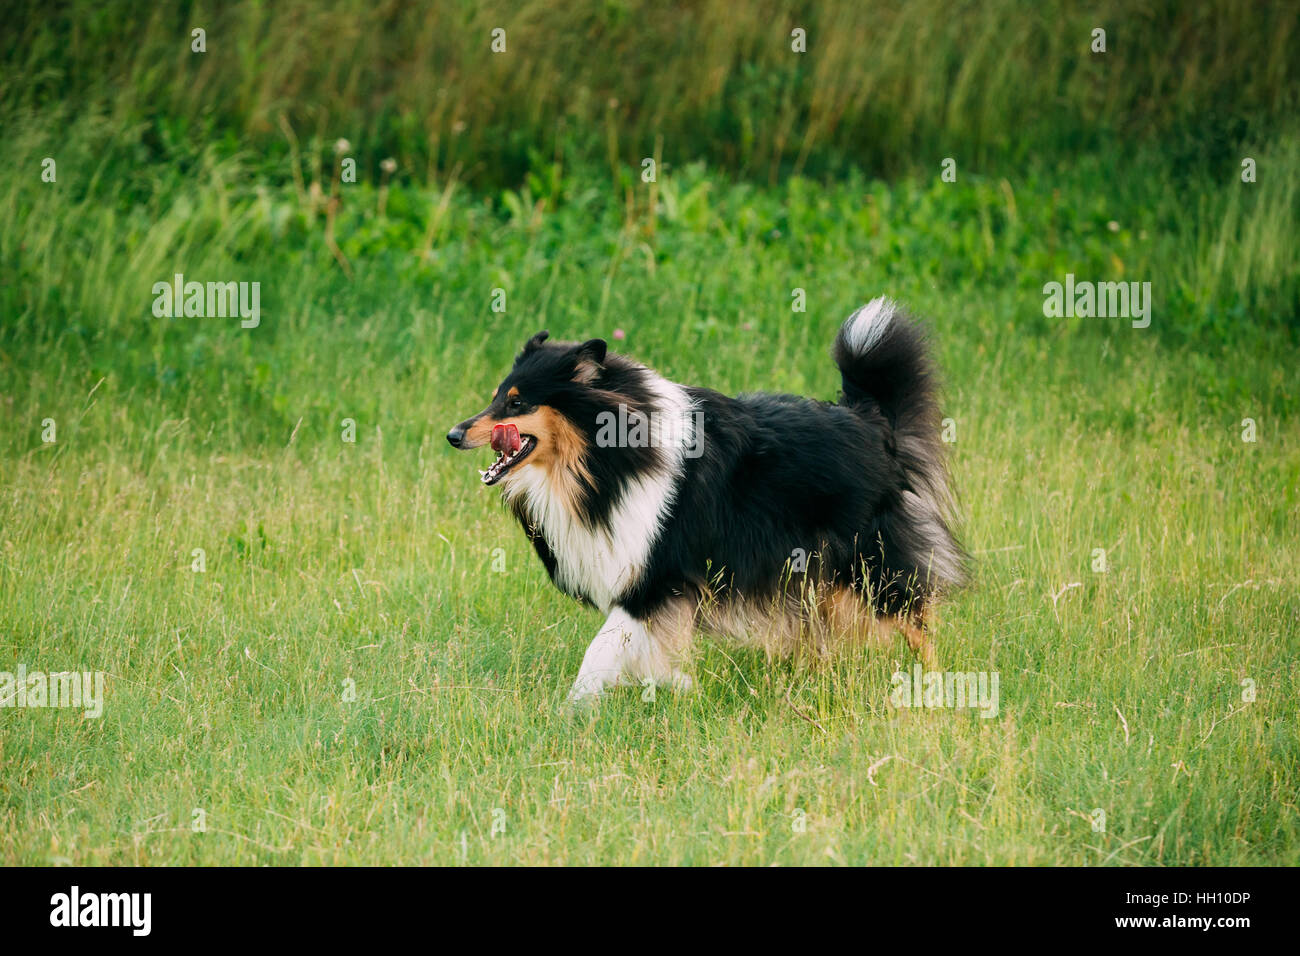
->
[4, 0, 1297, 185]
[2, 0, 1297, 363]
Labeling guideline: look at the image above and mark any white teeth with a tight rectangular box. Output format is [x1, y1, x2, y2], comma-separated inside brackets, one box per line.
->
[479, 438, 531, 485]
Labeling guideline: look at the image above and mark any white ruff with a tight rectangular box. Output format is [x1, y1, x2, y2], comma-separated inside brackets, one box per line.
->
[843, 296, 896, 354]
[501, 373, 694, 613]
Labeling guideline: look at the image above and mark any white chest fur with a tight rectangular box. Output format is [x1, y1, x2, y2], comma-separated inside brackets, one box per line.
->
[504, 376, 693, 613]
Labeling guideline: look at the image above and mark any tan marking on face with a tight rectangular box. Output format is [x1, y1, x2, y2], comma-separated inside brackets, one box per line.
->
[464, 415, 497, 447]
[464, 405, 594, 517]
[500, 407, 592, 514]
[507, 386, 519, 398]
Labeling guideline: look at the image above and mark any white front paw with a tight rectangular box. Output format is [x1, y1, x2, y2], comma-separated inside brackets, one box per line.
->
[567, 675, 609, 702]
[666, 670, 694, 692]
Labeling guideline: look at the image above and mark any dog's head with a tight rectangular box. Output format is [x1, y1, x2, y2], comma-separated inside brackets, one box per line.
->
[447, 331, 609, 487]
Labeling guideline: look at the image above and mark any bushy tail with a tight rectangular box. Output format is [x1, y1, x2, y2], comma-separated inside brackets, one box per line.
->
[833, 297, 936, 430]
[833, 297, 966, 597]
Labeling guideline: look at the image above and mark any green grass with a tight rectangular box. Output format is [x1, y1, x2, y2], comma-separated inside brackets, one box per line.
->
[2, 107, 1297, 864]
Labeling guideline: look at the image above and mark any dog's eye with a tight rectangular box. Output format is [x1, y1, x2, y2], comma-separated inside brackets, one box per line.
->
[506, 396, 524, 413]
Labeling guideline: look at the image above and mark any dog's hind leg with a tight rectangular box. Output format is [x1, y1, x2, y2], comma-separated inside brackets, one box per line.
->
[892, 607, 939, 669]
[823, 586, 939, 667]
[568, 600, 695, 701]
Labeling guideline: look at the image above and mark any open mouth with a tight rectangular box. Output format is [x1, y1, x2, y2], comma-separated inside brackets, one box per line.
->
[480, 422, 536, 486]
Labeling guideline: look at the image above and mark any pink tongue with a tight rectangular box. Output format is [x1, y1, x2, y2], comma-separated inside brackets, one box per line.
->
[491, 423, 521, 454]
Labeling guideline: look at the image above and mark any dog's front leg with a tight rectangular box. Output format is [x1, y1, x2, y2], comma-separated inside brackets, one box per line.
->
[568, 605, 693, 700]
[568, 608, 645, 700]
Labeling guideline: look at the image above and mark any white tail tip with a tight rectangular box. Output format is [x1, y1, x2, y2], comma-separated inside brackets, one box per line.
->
[843, 297, 896, 354]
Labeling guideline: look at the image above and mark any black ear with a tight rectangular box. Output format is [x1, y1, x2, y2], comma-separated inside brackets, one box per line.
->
[571, 338, 607, 383]
[575, 338, 607, 364]
[524, 330, 550, 352]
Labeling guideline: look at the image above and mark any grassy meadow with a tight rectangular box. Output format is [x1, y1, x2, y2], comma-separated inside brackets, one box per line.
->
[1, 1, 1298, 865]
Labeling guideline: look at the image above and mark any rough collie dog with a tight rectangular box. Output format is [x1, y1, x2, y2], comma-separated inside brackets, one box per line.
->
[448, 298, 964, 699]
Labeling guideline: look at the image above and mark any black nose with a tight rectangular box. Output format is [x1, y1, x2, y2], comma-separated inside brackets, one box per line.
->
[447, 426, 466, 448]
